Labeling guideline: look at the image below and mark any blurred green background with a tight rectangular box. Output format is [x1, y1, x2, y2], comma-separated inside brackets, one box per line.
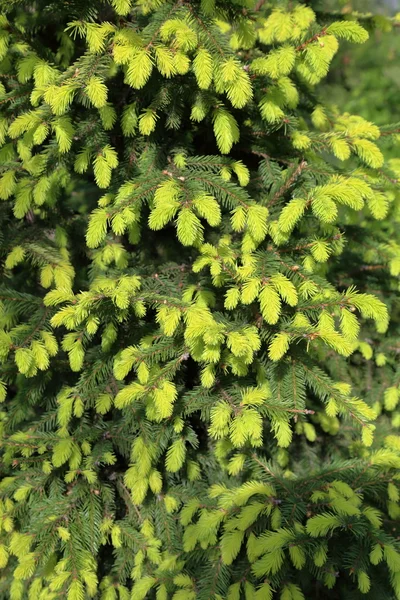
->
[320, 1, 400, 158]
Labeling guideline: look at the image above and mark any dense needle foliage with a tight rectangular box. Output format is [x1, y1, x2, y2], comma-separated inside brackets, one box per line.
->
[0, 1, 400, 599]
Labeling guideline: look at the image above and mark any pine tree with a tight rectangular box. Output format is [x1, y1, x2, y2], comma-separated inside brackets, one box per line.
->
[0, 1, 400, 599]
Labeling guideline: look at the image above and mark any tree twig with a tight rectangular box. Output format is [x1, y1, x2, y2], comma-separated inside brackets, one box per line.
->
[254, 0, 267, 11]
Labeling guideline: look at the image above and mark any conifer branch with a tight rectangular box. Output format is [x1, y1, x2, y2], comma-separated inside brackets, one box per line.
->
[0, 2, 398, 598]
[296, 29, 328, 52]
[268, 159, 307, 206]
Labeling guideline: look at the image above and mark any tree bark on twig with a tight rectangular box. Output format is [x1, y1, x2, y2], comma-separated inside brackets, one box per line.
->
[254, 0, 267, 11]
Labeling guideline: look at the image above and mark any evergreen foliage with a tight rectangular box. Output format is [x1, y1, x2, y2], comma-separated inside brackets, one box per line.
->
[0, 1, 399, 599]
[325, 10, 400, 140]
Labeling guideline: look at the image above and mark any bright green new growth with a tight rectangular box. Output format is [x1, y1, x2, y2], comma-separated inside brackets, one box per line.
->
[0, 1, 400, 599]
